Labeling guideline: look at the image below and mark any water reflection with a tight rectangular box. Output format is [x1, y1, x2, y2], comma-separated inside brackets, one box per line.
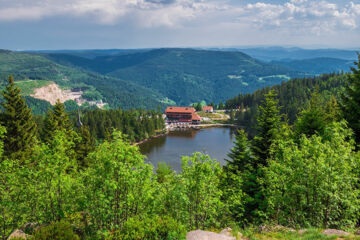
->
[139, 127, 236, 172]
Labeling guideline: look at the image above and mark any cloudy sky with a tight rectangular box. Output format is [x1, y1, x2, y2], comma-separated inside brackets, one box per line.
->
[0, 0, 359, 50]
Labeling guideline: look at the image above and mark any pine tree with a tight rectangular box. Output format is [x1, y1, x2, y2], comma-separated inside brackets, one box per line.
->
[42, 100, 73, 142]
[222, 129, 251, 222]
[75, 125, 95, 169]
[225, 129, 252, 175]
[295, 90, 327, 138]
[237, 89, 282, 223]
[252, 89, 281, 166]
[1, 75, 37, 160]
[341, 53, 360, 146]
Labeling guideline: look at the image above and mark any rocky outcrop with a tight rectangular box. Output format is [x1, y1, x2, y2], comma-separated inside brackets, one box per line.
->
[187, 229, 236, 240]
[258, 225, 295, 233]
[7, 229, 29, 239]
[31, 83, 82, 105]
[322, 229, 350, 236]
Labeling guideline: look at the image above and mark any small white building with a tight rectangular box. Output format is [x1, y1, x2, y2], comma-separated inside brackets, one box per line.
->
[202, 106, 214, 113]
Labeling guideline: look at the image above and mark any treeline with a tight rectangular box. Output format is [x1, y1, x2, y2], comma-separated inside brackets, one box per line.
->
[79, 108, 164, 142]
[225, 73, 347, 133]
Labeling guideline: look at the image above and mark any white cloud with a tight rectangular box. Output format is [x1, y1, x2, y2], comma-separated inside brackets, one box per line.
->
[238, 0, 360, 35]
[0, 0, 221, 27]
[0, 0, 359, 34]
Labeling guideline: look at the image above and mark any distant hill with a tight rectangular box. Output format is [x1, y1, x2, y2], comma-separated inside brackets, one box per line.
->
[0, 51, 166, 111]
[271, 57, 354, 74]
[42, 48, 302, 105]
[6, 47, 354, 110]
[29, 49, 149, 59]
[223, 47, 358, 62]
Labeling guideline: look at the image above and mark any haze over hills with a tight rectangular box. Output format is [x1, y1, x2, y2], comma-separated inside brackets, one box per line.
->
[211, 47, 358, 61]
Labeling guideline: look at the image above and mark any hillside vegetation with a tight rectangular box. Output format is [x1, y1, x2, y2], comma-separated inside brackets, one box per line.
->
[0, 50, 166, 110]
[43, 48, 302, 105]
[225, 73, 347, 134]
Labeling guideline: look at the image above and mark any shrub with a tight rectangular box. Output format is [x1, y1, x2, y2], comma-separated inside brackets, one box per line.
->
[30, 221, 80, 240]
[109, 216, 186, 240]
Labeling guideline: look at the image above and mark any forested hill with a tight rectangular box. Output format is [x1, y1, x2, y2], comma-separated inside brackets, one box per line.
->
[271, 57, 354, 75]
[225, 73, 347, 133]
[43, 48, 302, 106]
[0, 50, 167, 110]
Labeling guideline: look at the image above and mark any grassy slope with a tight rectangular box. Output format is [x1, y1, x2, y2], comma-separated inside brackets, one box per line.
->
[0, 50, 166, 110]
[244, 230, 359, 240]
[15, 80, 52, 95]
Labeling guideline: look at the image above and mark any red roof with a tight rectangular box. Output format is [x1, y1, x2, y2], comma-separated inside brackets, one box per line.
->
[202, 106, 213, 111]
[165, 106, 196, 114]
[192, 113, 202, 121]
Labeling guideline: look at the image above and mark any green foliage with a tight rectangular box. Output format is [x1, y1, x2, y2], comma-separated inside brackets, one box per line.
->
[27, 131, 80, 223]
[181, 153, 223, 229]
[156, 162, 175, 183]
[42, 100, 74, 143]
[108, 215, 186, 240]
[0, 51, 166, 110]
[226, 73, 347, 134]
[1, 75, 37, 161]
[82, 131, 155, 235]
[75, 125, 94, 168]
[14, 80, 52, 95]
[266, 122, 360, 228]
[81, 88, 102, 101]
[24, 96, 52, 115]
[252, 89, 282, 167]
[295, 91, 328, 138]
[242, 228, 343, 240]
[44, 48, 301, 105]
[79, 108, 164, 142]
[64, 100, 79, 112]
[222, 129, 250, 222]
[341, 53, 360, 146]
[30, 221, 80, 240]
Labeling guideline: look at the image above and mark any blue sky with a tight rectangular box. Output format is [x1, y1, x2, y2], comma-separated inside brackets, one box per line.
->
[0, 0, 359, 50]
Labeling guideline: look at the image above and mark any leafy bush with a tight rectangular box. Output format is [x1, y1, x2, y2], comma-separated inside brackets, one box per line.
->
[266, 122, 360, 228]
[108, 216, 186, 240]
[30, 221, 80, 240]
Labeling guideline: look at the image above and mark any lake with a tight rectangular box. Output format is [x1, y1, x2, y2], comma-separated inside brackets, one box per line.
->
[139, 127, 236, 172]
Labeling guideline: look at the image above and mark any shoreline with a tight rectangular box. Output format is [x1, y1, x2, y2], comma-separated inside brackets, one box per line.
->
[134, 131, 167, 146]
[135, 123, 238, 146]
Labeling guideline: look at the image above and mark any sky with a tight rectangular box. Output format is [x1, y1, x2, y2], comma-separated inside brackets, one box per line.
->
[0, 0, 359, 50]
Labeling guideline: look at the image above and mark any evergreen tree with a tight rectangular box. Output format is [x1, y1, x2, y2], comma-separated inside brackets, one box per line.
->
[1, 75, 37, 160]
[224, 129, 252, 174]
[252, 89, 281, 166]
[342, 53, 360, 146]
[222, 129, 251, 222]
[295, 91, 327, 138]
[75, 125, 95, 169]
[237, 90, 282, 223]
[42, 100, 73, 142]
[218, 101, 224, 110]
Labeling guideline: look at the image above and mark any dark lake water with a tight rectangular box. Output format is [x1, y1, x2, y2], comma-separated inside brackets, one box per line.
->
[139, 127, 236, 172]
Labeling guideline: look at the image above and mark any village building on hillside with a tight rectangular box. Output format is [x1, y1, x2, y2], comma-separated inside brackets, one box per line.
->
[202, 106, 214, 113]
[165, 106, 202, 124]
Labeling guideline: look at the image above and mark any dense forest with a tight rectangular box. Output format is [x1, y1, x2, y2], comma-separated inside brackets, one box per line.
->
[225, 73, 348, 134]
[43, 48, 303, 105]
[1, 54, 360, 239]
